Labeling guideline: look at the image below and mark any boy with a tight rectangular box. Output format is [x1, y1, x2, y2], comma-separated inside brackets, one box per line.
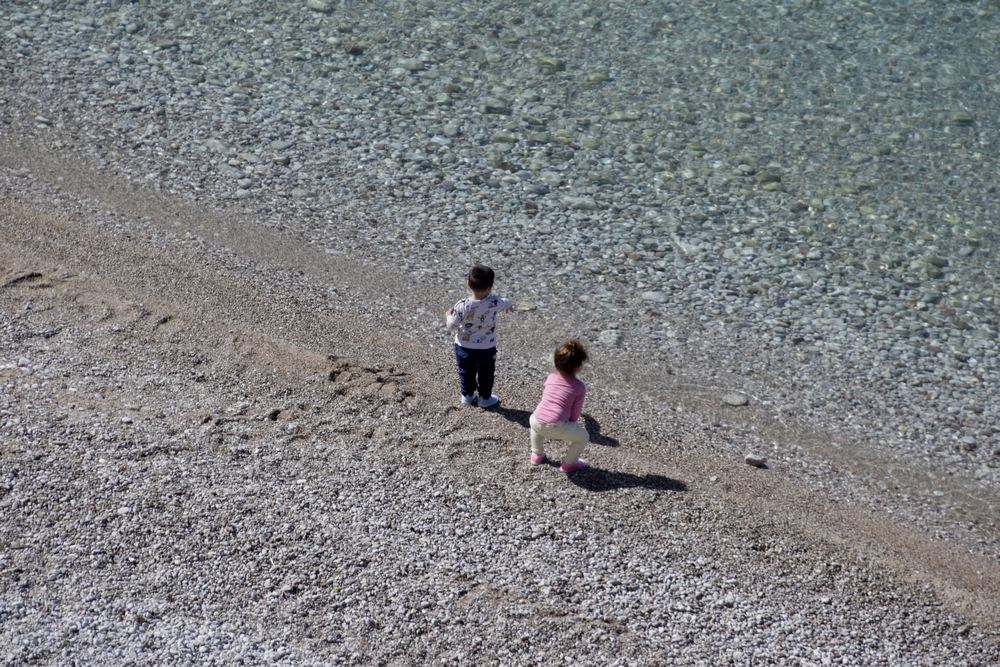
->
[445, 264, 513, 408]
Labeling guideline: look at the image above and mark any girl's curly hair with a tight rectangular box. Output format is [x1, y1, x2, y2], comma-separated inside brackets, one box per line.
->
[554, 339, 589, 375]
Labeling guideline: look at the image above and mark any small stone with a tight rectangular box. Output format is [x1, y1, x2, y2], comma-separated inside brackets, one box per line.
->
[608, 111, 641, 122]
[561, 196, 599, 211]
[922, 254, 948, 268]
[481, 98, 512, 115]
[723, 393, 749, 406]
[399, 58, 424, 71]
[752, 172, 781, 184]
[641, 291, 668, 303]
[533, 55, 565, 71]
[730, 112, 754, 124]
[588, 170, 618, 185]
[744, 454, 766, 468]
[180, 67, 204, 83]
[203, 139, 230, 154]
[598, 330, 623, 346]
[306, 0, 333, 12]
[490, 131, 517, 144]
[950, 112, 974, 126]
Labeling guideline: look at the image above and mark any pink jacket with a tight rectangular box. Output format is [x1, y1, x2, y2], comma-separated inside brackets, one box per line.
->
[533, 372, 586, 424]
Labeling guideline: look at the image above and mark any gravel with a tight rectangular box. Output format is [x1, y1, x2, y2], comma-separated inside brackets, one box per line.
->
[2, 0, 1000, 664]
[2, 207, 998, 664]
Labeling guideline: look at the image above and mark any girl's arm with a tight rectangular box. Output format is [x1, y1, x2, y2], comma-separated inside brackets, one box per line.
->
[568, 385, 586, 422]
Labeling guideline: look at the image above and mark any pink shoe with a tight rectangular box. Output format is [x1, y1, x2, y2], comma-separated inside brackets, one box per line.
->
[560, 459, 588, 473]
[531, 453, 546, 466]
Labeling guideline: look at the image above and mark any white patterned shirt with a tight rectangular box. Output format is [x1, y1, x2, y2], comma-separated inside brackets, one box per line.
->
[446, 295, 512, 349]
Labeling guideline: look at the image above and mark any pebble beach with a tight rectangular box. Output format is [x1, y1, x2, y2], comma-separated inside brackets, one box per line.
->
[2, 0, 1000, 664]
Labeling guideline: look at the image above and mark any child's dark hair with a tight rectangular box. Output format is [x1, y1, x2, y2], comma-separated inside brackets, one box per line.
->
[467, 264, 495, 291]
[554, 340, 589, 375]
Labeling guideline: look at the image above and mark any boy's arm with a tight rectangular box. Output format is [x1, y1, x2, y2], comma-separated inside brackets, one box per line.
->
[445, 303, 464, 331]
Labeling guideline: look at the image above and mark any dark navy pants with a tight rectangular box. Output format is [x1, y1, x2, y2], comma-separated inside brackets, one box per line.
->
[454, 344, 496, 399]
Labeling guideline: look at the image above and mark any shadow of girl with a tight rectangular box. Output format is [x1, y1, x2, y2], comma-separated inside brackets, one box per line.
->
[567, 469, 687, 493]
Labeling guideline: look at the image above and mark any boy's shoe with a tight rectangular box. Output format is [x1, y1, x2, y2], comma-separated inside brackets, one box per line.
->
[530, 453, 546, 466]
[461, 394, 477, 405]
[478, 395, 499, 408]
[560, 459, 588, 473]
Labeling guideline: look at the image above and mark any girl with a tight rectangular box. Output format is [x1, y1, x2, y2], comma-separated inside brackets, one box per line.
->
[529, 340, 590, 473]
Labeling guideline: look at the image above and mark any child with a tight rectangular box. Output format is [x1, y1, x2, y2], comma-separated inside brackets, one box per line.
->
[529, 340, 590, 473]
[445, 264, 513, 408]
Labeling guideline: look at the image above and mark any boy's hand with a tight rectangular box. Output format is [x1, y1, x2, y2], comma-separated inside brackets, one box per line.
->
[446, 308, 454, 317]
[504, 306, 514, 313]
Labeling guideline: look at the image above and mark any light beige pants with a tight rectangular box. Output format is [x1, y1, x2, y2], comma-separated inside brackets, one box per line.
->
[529, 414, 589, 465]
